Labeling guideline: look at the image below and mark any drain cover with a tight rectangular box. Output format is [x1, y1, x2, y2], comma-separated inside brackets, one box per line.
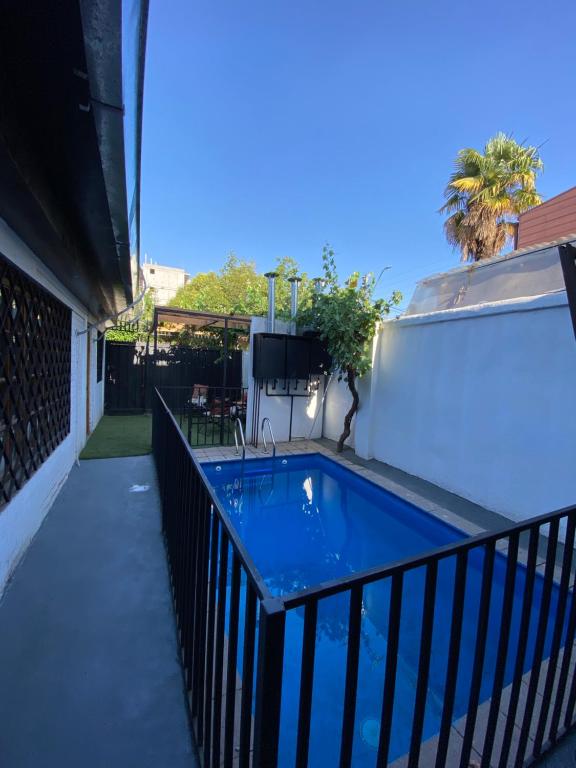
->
[360, 718, 380, 749]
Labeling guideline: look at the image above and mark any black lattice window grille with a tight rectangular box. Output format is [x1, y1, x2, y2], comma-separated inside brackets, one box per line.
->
[0, 252, 71, 509]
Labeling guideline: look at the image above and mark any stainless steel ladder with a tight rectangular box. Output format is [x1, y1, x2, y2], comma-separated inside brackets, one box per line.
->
[234, 418, 246, 461]
[261, 417, 277, 459]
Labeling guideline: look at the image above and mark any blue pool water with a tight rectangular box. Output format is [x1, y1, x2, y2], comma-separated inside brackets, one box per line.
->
[203, 454, 564, 766]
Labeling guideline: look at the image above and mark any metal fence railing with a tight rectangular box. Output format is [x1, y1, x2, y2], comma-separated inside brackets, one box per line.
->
[153, 389, 281, 768]
[153, 388, 576, 768]
[157, 385, 248, 447]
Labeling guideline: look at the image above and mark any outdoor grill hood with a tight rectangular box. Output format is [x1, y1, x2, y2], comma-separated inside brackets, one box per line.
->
[0, 0, 149, 319]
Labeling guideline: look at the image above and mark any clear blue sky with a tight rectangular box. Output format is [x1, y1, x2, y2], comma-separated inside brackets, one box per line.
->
[140, 0, 576, 308]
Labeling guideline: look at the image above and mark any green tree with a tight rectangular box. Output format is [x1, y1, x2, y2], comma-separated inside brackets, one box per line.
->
[298, 247, 401, 452]
[169, 253, 312, 317]
[441, 133, 543, 261]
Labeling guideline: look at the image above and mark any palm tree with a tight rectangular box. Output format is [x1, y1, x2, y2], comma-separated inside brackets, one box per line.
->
[441, 133, 544, 261]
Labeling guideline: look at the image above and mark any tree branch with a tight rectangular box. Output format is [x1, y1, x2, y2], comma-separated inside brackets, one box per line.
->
[337, 367, 359, 453]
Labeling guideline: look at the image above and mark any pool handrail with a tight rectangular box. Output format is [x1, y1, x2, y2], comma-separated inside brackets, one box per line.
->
[261, 417, 276, 459]
[233, 417, 246, 461]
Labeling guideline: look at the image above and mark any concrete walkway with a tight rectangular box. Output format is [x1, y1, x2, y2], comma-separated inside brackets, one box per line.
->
[0, 456, 196, 768]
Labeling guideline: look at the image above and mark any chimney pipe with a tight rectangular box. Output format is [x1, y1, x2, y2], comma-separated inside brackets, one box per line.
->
[288, 276, 301, 334]
[264, 272, 278, 333]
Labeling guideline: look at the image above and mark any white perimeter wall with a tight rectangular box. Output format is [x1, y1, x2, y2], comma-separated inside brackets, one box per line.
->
[324, 292, 576, 522]
[323, 375, 356, 449]
[245, 317, 324, 445]
[0, 218, 105, 593]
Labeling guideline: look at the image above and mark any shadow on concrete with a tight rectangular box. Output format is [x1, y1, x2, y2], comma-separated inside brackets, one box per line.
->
[0, 455, 197, 768]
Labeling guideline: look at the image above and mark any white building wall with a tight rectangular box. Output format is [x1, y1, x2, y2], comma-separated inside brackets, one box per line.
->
[324, 292, 576, 522]
[0, 219, 104, 593]
[241, 350, 250, 389]
[142, 262, 188, 305]
[323, 376, 356, 449]
[87, 328, 105, 432]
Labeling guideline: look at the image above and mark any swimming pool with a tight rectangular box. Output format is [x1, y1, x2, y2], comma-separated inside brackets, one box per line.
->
[203, 453, 563, 766]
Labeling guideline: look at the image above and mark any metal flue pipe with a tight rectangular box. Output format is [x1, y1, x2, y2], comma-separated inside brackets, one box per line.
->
[288, 276, 301, 334]
[264, 272, 278, 333]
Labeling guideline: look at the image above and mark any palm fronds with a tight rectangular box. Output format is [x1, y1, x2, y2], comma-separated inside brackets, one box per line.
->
[441, 133, 543, 261]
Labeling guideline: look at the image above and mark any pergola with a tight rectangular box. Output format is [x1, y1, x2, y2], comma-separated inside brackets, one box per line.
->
[151, 306, 252, 388]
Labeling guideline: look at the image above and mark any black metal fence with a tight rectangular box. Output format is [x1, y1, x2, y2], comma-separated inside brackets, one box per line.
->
[153, 388, 576, 768]
[105, 341, 243, 415]
[153, 389, 280, 768]
[158, 385, 248, 447]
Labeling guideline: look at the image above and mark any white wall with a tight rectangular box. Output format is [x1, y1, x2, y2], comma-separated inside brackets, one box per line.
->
[142, 262, 188, 305]
[245, 317, 324, 445]
[88, 328, 105, 432]
[323, 376, 356, 449]
[324, 292, 576, 522]
[241, 350, 250, 389]
[0, 218, 103, 593]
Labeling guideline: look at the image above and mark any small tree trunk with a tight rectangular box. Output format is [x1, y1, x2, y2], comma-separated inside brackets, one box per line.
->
[337, 367, 359, 453]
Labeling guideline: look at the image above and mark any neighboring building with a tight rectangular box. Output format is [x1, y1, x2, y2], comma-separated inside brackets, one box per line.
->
[0, 1, 148, 590]
[517, 185, 576, 249]
[142, 259, 189, 304]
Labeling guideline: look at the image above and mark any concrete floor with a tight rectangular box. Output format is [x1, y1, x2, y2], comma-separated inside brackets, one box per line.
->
[0, 456, 196, 768]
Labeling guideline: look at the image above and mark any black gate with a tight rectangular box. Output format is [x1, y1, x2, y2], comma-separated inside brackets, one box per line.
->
[147, 346, 241, 408]
[104, 341, 243, 416]
[105, 342, 146, 414]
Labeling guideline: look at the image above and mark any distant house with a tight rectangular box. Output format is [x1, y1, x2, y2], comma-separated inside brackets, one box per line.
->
[517, 185, 576, 249]
[142, 259, 190, 304]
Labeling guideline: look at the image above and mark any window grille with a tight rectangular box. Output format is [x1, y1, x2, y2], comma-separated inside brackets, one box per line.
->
[0, 252, 71, 508]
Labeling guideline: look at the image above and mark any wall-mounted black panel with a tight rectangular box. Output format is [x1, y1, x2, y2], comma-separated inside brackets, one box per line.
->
[286, 336, 311, 379]
[252, 333, 286, 379]
[252, 333, 332, 380]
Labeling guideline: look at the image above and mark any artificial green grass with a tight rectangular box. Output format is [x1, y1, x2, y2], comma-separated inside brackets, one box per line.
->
[80, 414, 152, 459]
[81, 412, 240, 459]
